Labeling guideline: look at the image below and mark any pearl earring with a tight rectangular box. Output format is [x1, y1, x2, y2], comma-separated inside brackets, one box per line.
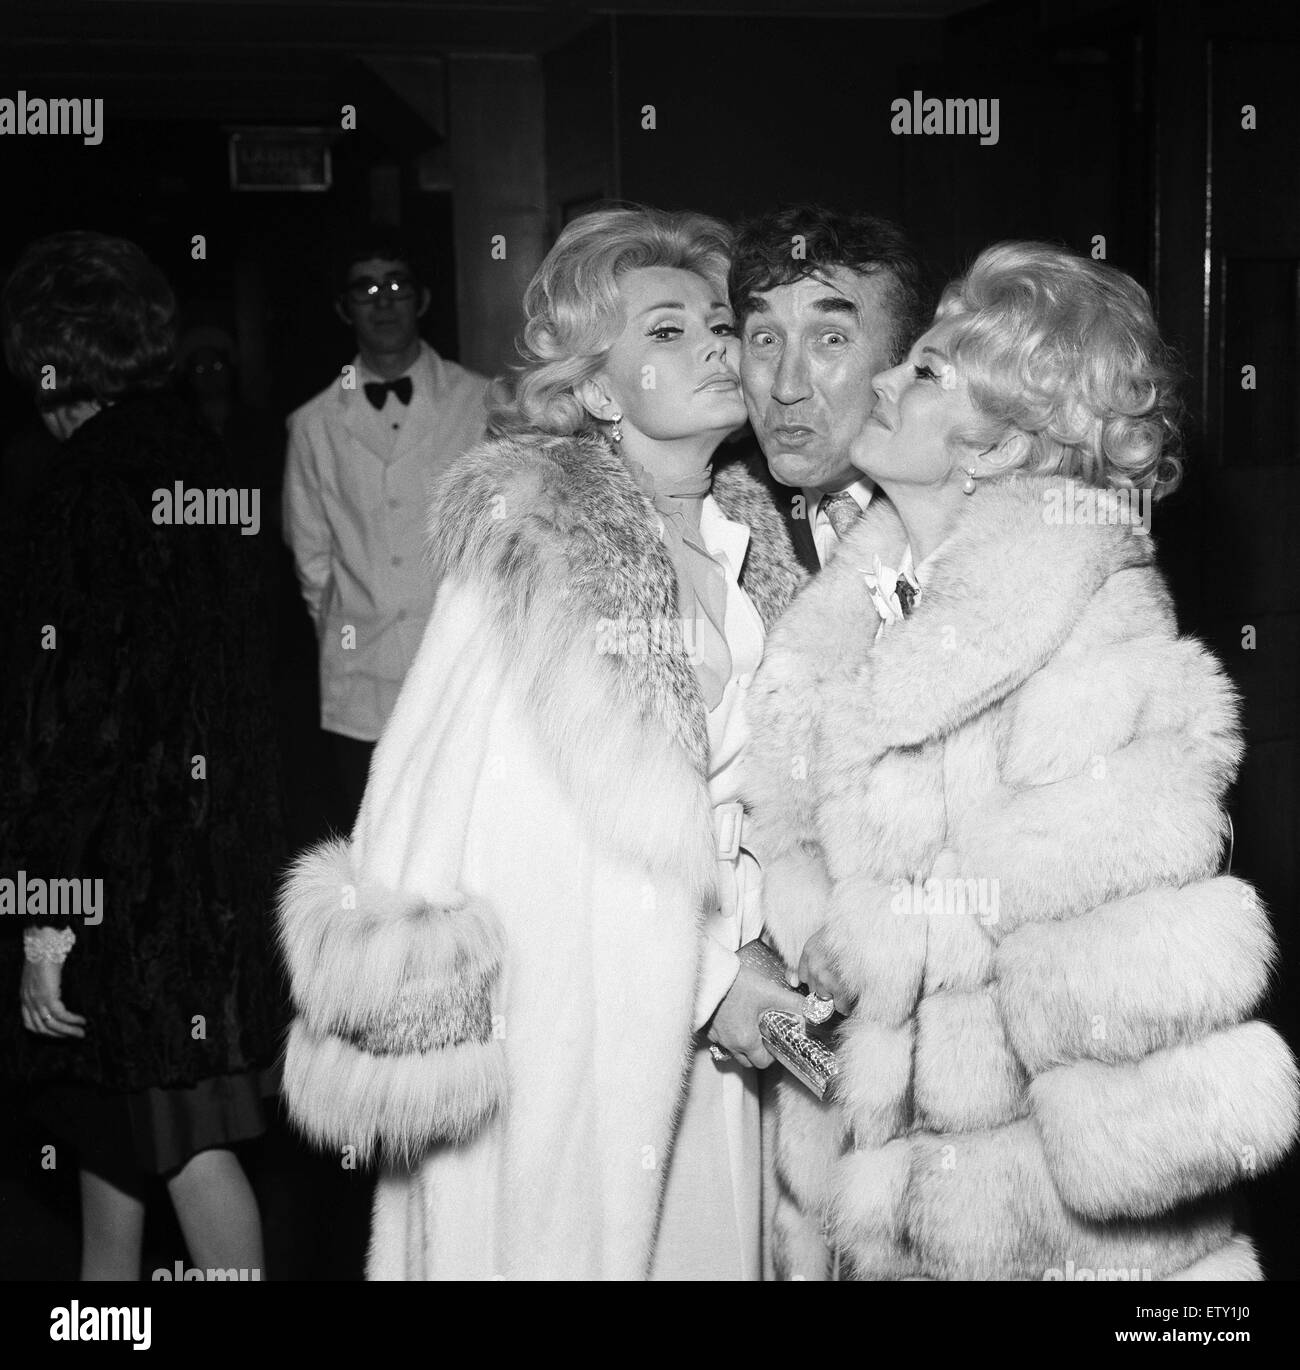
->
[610, 412, 623, 446]
[962, 467, 977, 495]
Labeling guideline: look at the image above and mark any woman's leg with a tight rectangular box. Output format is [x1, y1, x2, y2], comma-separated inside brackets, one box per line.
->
[80, 1167, 146, 1280]
[164, 1147, 265, 1276]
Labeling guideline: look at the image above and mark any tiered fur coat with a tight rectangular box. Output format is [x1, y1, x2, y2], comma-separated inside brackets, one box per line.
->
[743, 472, 1299, 1281]
[278, 430, 802, 1279]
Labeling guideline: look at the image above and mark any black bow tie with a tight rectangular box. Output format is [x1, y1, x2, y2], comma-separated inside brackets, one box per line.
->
[363, 376, 413, 410]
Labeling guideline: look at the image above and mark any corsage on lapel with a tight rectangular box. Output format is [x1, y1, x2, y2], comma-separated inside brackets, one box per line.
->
[859, 553, 920, 626]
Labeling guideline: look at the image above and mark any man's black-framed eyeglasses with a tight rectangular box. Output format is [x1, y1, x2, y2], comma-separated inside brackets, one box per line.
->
[344, 274, 418, 304]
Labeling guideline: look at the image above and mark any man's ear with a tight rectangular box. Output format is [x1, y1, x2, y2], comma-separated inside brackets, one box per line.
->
[333, 296, 353, 328]
[416, 287, 431, 320]
[575, 374, 619, 423]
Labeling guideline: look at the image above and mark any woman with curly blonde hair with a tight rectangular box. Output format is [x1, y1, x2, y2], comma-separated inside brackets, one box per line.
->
[277, 205, 808, 1279]
[743, 241, 1299, 1280]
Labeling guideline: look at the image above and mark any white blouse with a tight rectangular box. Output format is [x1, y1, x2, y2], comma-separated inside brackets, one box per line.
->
[679, 495, 767, 1028]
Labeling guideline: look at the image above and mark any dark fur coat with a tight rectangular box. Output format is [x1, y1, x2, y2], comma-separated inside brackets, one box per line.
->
[0, 392, 286, 1092]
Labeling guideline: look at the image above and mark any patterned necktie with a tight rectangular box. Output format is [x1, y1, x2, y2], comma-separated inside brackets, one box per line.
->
[363, 376, 413, 410]
[821, 490, 862, 539]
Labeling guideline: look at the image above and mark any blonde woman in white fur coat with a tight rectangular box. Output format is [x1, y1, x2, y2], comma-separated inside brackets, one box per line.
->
[743, 241, 1299, 1281]
[277, 207, 808, 1279]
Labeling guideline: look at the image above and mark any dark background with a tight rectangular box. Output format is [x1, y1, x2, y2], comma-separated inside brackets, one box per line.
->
[1, 0, 1296, 1280]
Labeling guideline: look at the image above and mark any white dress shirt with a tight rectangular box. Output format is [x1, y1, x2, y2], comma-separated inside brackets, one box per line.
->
[692, 493, 767, 1029]
[282, 341, 489, 741]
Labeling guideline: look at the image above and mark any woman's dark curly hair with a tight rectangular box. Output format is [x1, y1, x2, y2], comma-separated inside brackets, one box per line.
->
[2, 231, 177, 410]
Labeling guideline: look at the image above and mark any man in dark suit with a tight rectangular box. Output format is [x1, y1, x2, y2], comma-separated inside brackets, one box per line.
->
[727, 207, 931, 572]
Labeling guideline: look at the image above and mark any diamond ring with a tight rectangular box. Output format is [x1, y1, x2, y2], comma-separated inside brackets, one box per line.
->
[803, 994, 835, 1026]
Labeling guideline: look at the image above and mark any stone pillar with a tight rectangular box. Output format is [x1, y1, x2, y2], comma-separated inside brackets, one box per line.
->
[446, 55, 547, 378]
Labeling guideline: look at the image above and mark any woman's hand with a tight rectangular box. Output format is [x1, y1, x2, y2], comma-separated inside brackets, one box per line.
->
[20, 962, 87, 1039]
[707, 962, 809, 1069]
[796, 928, 853, 1017]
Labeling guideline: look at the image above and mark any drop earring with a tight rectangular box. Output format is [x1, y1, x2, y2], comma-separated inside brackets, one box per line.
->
[962, 467, 977, 495]
[610, 412, 623, 447]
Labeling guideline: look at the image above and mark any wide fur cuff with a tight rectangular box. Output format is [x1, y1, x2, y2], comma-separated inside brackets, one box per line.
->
[276, 837, 508, 1162]
[282, 1019, 506, 1166]
[277, 837, 506, 1034]
[1032, 1021, 1300, 1220]
[997, 877, 1274, 1073]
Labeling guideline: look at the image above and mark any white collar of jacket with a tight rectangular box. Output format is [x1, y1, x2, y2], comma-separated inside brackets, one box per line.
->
[428, 432, 805, 780]
[760, 472, 1158, 755]
[698, 493, 750, 576]
[339, 340, 456, 415]
[338, 341, 425, 456]
[345, 339, 441, 400]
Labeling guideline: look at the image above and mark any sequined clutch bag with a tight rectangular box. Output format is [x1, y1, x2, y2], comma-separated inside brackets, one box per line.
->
[758, 1010, 841, 1100]
[737, 939, 842, 1101]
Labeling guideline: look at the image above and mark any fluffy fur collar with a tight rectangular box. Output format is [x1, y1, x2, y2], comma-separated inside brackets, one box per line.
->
[428, 429, 804, 776]
[766, 473, 1160, 753]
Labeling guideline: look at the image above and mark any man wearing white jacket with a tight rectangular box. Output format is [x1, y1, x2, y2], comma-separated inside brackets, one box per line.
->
[282, 229, 490, 825]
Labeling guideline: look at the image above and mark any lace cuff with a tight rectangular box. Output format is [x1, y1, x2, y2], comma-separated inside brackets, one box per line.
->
[23, 927, 75, 964]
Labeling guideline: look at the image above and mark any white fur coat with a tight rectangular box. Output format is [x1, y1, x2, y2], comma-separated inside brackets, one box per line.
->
[742, 473, 1299, 1281]
[277, 431, 802, 1279]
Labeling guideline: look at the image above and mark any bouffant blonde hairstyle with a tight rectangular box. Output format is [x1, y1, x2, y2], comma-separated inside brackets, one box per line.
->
[490, 204, 733, 436]
[935, 242, 1184, 497]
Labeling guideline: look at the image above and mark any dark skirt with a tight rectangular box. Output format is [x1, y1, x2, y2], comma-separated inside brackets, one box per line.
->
[31, 1067, 277, 1181]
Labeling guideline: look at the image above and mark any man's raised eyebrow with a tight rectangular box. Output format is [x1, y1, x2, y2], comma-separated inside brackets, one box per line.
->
[811, 296, 860, 318]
